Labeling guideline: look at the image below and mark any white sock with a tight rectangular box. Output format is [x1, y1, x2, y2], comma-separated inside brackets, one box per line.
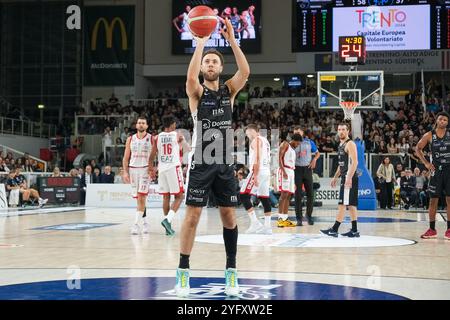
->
[282, 214, 288, 221]
[264, 216, 271, 228]
[135, 211, 143, 224]
[278, 213, 283, 220]
[166, 210, 175, 223]
[248, 210, 258, 223]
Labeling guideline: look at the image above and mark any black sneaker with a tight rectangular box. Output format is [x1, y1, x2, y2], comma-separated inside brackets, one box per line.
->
[307, 216, 314, 225]
[296, 220, 303, 226]
[320, 228, 338, 237]
[341, 230, 360, 238]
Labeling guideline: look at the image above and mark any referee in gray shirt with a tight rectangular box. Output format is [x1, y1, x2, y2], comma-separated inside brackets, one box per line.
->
[293, 126, 320, 226]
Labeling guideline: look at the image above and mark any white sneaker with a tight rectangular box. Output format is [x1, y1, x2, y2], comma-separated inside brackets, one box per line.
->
[225, 268, 240, 297]
[130, 224, 140, 235]
[175, 268, 190, 298]
[263, 227, 273, 235]
[142, 223, 150, 234]
[38, 198, 48, 207]
[246, 221, 265, 234]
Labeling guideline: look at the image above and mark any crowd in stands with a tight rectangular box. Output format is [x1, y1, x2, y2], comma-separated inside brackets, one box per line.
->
[0, 153, 44, 174]
[81, 82, 447, 159]
[5, 78, 450, 210]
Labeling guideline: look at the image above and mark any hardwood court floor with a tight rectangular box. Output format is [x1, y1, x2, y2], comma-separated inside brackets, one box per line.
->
[0, 206, 448, 300]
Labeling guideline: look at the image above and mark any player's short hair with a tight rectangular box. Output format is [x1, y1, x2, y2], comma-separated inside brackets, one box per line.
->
[293, 125, 303, 131]
[436, 111, 450, 121]
[245, 124, 259, 132]
[202, 49, 224, 66]
[162, 115, 176, 129]
[137, 116, 148, 124]
[291, 133, 302, 142]
[338, 122, 350, 130]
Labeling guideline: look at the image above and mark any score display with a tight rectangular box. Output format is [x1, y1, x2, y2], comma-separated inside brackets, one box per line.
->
[338, 36, 366, 64]
[292, 0, 450, 52]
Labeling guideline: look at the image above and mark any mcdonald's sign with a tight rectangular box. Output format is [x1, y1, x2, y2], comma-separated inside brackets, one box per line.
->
[84, 6, 134, 86]
[91, 17, 128, 51]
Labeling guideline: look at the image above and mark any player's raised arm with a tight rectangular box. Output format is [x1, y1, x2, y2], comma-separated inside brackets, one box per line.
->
[186, 35, 210, 111]
[221, 18, 250, 102]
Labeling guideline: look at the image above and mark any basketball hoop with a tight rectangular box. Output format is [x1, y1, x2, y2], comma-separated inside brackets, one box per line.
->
[339, 101, 359, 120]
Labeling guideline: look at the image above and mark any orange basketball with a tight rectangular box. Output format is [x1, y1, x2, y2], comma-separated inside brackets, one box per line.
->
[187, 5, 218, 38]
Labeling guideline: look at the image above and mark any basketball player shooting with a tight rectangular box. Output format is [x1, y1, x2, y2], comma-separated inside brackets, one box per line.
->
[321, 123, 360, 238]
[415, 112, 450, 240]
[175, 18, 250, 298]
[149, 115, 190, 236]
[122, 117, 152, 235]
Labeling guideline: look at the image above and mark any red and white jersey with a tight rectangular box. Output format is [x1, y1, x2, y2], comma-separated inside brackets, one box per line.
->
[249, 136, 271, 174]
[282, 144, 296, 170]
[129, 132, 152, 168]
[157, 131, 181, 172]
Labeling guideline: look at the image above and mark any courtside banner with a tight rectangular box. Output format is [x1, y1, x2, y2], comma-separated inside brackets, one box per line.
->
[333, 5, 430, 52]
[86, 184, 186, 208]
[84, 6, 135, 86]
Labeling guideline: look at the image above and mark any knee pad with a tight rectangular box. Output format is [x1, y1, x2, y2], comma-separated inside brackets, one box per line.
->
[240, 194, 253, 211]
[260, 197, 272, 213]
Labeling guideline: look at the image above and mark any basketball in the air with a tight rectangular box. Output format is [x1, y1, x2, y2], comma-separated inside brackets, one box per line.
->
[187, 5, 218, 37]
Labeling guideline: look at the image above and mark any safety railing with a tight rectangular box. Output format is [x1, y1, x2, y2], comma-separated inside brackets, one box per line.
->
[0, 117, 56, 138]
[74, 115, 133, 136]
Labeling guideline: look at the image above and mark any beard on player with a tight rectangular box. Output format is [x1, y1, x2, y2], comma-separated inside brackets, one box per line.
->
[136, 124, 148, 133]
[338, 132, 348, 140]
[202, 69, 220, 82]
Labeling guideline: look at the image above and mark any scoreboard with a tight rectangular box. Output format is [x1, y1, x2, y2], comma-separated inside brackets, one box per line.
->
[292, 0, 450, 52]
[338, 36, 367, 64]
[37, 177, 81, 205]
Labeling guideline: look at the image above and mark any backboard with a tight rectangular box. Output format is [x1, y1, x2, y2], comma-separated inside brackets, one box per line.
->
[317, 70, 384, 110]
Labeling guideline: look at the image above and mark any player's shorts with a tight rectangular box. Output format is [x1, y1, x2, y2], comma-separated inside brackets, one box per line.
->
[129, 167, 150, 198]
[338, 175, 359, 207]
[428, 166, 450, 198]
[240, 170, 270, 198]
[181, 31, 193, 40]
[243, 27, 255, 39]
[276, 168, 295, 194]
[185, 162, 238, 207]
[158, 165, 184, 195]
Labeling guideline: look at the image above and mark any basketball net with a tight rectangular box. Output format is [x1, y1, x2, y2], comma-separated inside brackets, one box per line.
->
[339, 101, 359, 121]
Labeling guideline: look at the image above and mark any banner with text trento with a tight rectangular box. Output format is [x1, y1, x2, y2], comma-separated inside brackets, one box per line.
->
[84, 6, 134, 86]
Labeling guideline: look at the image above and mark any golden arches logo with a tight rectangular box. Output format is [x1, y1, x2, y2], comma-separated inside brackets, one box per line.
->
[91, 17, 128, 50]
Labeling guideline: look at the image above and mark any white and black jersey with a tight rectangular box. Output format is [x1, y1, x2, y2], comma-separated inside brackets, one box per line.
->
[428, 129, 450, 197]
[337, 139, 358, 207]
[186, 84, 238, 207]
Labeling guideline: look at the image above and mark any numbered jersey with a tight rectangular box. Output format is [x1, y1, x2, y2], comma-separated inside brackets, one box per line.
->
[157, 131, 181, 172]
[249, 136, 271, 174]
[129, 133, 152, 168]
